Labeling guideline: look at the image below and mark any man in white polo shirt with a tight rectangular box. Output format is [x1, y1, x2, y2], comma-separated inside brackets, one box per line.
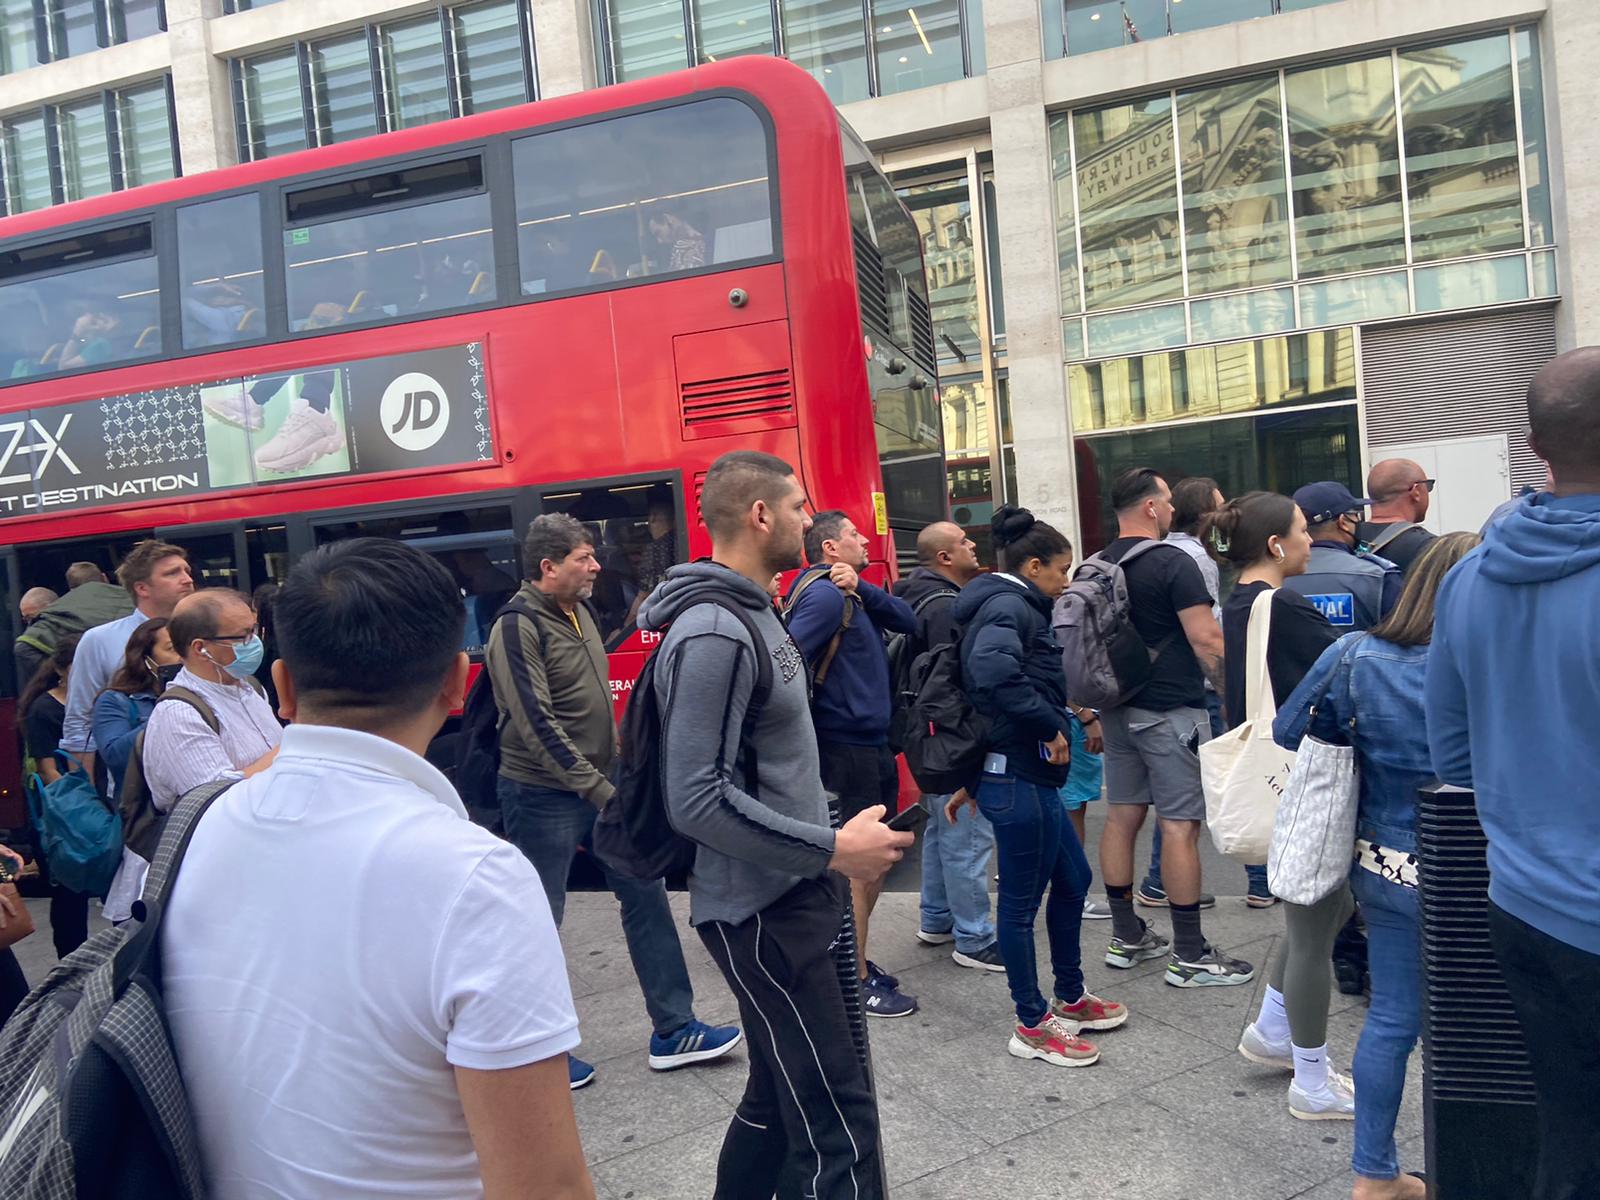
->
[162, 538, 592, 1199]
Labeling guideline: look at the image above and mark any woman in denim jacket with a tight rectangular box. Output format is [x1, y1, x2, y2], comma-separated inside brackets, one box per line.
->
[1274, 532, 1480, 1200]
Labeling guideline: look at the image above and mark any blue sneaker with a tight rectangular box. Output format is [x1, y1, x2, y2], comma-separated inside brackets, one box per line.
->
[648, 1020, 743, 1071]
[862, 975, 918, 1018]
[568, 1054, 595, 1090]
[865, 960, 900, 990]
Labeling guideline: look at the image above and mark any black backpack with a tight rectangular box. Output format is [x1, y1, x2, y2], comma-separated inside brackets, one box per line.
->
[592, 597, 774, 881]
[901, 592, 999, 797]
[455, 596, 541, 821]
[885, 588, 958, 753]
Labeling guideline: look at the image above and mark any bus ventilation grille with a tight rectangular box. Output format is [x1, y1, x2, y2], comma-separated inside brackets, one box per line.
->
[679, 368, 795, 435]
[852, 228, 891, 338]
[1416, 785, 1538, 1105]
[907, 290, 936, 366]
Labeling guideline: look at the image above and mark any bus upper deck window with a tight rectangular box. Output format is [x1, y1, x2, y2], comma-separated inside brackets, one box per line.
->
[0, 223, 160, 379]
[511, 97, 775, 298]
[178, 194, 268, 349]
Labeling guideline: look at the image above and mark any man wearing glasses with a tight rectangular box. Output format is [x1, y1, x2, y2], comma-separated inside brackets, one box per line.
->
[1360, 459, 1439, 577]
[114, 589, 281, 917]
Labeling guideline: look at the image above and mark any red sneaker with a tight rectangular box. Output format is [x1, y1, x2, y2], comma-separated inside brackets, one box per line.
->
[1051, 992, 1128, 1032]
[1007, 1017, 1100, 1067]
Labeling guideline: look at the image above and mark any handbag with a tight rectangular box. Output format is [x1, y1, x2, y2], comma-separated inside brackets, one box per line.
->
[0, 852, 34, 951]
[1268, 648, 1362, 906]
[1200, 588, 1294, 865]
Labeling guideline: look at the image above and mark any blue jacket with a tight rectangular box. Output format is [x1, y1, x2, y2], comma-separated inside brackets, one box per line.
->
[1281, 541, 1403, 631]
[954, 572, 1072, 787]
[786, 571, 916, 746]
[90, 690, 156, 794]
[1274, 633, 1432, 855]
[1426, 491, 1600, 954]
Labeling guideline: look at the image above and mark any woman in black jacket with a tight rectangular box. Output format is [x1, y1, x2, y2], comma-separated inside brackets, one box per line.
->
[950, 506, 1126, 1069]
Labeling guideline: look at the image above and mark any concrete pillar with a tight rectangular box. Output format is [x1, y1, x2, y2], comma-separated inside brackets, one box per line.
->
[165, 0, 237, 175]
[982, 0, 1079, 540]
[531, 0, 598, 97]
[1541, 0, 1600, 350]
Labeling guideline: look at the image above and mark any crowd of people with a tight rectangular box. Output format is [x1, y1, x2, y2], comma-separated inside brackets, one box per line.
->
[0, 346, 1597, 1200]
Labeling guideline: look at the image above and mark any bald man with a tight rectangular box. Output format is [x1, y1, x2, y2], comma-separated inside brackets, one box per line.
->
[14, 587, 59, 686]
[892, 522, 1002, 970]
[1359, 458, 1437, 575]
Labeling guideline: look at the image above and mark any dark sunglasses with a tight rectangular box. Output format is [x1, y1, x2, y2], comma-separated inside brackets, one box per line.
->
[1414, 479, 1437, 493]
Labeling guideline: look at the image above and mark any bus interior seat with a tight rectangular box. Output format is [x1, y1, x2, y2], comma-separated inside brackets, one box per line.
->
[468, 271, 491, 296]
[236, 307, 261, 333]
[39, 343, 60, 366]
[713, 220, 772, 263]
[588, 250, 618, 281]
[347, 290, 369, 315]
[134, 326, 160, 350]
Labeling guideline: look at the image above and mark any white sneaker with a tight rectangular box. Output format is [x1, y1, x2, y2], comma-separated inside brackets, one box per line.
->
[203, 384, 265, 431]
[1082, 898, 1113, 921]
[1288, 1069, 1356, 1121]
[254, 406, 344, 473]
[1237, 1022, 1293, 1071]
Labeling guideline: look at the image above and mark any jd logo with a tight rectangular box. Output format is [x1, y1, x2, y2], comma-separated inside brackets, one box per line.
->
[379, 372, 450, 453]
[0, 415, 80, 487]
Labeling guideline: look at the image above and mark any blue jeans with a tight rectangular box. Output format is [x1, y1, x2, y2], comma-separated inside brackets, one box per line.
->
[1141, 691, 1271, 897]
[1349, 865, 1421, 1180]
[919, 793, 996, 954]
[976, 771, 1092, 1028]
[496, 777, 696, 1036]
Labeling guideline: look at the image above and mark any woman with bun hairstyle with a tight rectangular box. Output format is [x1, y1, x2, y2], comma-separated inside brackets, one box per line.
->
[1210, 492, 1352, 1122]
[947, 505, 1127, 1068]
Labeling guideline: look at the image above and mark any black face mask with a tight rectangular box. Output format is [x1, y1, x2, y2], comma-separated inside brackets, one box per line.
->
[154, 662, 183, 688]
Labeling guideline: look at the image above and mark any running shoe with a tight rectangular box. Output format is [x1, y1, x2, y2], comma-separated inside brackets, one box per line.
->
[1051, 992, 1128, 1033]
[255, 406, 344, 473]
[1007, 1016, 1100, 1068]
[568, 1055, 596, 1091]
[1165, 944, 1256, 988]
[952, 943, 1006, 973]
[1105, 921, 1171, 969]
[1288, 1070, 1356, 1121]
[1082, 898, 1114, 920]
[1136, 883, 1216, 909]
[1246, 891, 1281, 909]
[202, 385, 265, 431]
[865, 960, 900, 990]
[862, 976, 918, 1018]
[1237, 1022, 1293, 1070]
[648, 1020, 743, 1071]
[917, 928, 956, 945]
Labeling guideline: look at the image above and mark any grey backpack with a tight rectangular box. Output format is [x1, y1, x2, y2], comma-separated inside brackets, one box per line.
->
[1053, 540, 1185, 709]
[0, 778, 233, 1200]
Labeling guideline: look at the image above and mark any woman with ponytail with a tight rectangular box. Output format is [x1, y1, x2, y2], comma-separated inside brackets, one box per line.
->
[1210, 492, 1352, 1121]
[947, 505, 1127, 1069]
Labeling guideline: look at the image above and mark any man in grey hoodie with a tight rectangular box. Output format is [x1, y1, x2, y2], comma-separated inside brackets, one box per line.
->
[639, 450, 911, 1200]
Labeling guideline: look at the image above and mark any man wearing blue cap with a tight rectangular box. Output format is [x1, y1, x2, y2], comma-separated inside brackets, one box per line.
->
[1281, 481, 1403, 632]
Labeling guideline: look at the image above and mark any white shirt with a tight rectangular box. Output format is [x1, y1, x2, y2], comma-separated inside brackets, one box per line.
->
[1167, 532, 1221, 619]
[103, 665, 283, 922]
[60, 606, 152, 753]
[164, 723, 579, 1199]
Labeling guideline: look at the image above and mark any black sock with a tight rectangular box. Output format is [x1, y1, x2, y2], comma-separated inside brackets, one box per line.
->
[1170, 901, 1205, 962]
[1107, 884, 1141, 943]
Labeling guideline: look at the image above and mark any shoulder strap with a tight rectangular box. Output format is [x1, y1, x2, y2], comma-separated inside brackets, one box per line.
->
[1244, 588, 1278, 728]
[910, 588, 957, 619]
[491, 594, 544, 655]
[1366, 522, 1419, 554]
[1109, 538, 1187, 569]
[781, 566, 830, 617]
[113, 776, 238, 993]
[692, 597, 774, 796]
[157, 685, 221, 734]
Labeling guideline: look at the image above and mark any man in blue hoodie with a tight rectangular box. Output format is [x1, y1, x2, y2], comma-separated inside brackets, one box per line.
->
[1427, 346, 1600, 1200]
[785, 511, 919, 1018]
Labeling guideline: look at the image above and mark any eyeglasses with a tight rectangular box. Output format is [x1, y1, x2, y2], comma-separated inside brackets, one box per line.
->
[207, 626, 258, 645]
[1415, 479, 1437, 493]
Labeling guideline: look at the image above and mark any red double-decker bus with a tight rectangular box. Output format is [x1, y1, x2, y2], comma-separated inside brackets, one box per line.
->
[0, 57, 944, 830]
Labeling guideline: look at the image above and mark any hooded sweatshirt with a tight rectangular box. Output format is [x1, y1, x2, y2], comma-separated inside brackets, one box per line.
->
[1426, 491, 1600, 954]
[954, 572, 1073, 788]
[639, 561, 836, 927]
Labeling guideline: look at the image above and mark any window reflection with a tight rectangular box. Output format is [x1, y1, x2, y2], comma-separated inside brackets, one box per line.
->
[1076, 403, 1360, 553]
[1048, 114, 1083, 315]
[382, 17, 452, 130]
[179, 194, 267, 349]
[1516, 27, 1552, 246]
[607, 0, 690, 80]
[240, 49, 309, 160]
[1400, 34, 1523, 263]
[940, 377, 990, 457]
[1285, 56, 1406, 277]
[1074, 97, 1184, 309]
[693, 0, 773, 62]
[874, 0, 965, 94]
[784, 0, 870, 102]
[899, 176, 980, 366]
[1179, 75, 1291, 295]
[1069, 327, 1355, 433]
[309, 33, 380, 146]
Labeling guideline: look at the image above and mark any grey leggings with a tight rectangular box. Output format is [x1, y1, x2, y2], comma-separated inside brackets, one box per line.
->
[1269, 882, 1357, 1049]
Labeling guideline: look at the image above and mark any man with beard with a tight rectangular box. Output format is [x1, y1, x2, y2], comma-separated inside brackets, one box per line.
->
[640, 452, 911, 1198]
[487, 513, 739, 1092]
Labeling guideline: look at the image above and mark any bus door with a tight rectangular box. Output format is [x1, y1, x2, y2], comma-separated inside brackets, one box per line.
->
[0, 554, 21, 832]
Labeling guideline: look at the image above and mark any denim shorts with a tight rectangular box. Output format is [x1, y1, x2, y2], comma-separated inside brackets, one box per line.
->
[1100, 704, 1209, 822]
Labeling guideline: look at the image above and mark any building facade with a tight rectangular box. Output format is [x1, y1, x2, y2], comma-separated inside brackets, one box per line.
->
[0, 0, 1591, 547]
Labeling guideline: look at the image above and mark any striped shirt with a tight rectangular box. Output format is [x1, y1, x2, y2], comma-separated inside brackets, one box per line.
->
[103, 665, 281, 921]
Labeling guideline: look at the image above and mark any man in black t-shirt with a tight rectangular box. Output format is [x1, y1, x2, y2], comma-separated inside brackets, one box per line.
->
[1096, 468, 1256, 990]
[1358, 458, 1437, 576]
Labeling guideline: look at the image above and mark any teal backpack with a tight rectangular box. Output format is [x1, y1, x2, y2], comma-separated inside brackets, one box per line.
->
[26, 753, 122, 896]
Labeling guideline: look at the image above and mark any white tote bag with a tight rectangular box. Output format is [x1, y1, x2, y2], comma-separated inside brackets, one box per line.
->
[1200, 589, 1294, 865]
[1267, 663, 1362, 906]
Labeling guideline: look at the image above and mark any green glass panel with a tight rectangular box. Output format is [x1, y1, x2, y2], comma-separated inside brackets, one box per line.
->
[606, 0, 689, 81]
[1298, 269, 1409, 325]
[783, 0, 869, 103]
[59, 97, 112, 202]
[1516, 27, 1552, 247]
[1048, 113, 1082, 315]
[874, 0, 964, 94]
[117, 80, 175, 186]
[382, 16, 450, 130]
[4, 111, 52, 213]
[309, 32, 379, 146]
[1074, 96, 1184, 309]
[240, 48, 307, 160]
[1084, 300, 1186, 359]
[1188, 286, 1294, 342]
[900, 176, 980, 368]
[692, 0, 773, 63]
[1412, 255, 1528, 313]
[454, 0, 529, 113]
